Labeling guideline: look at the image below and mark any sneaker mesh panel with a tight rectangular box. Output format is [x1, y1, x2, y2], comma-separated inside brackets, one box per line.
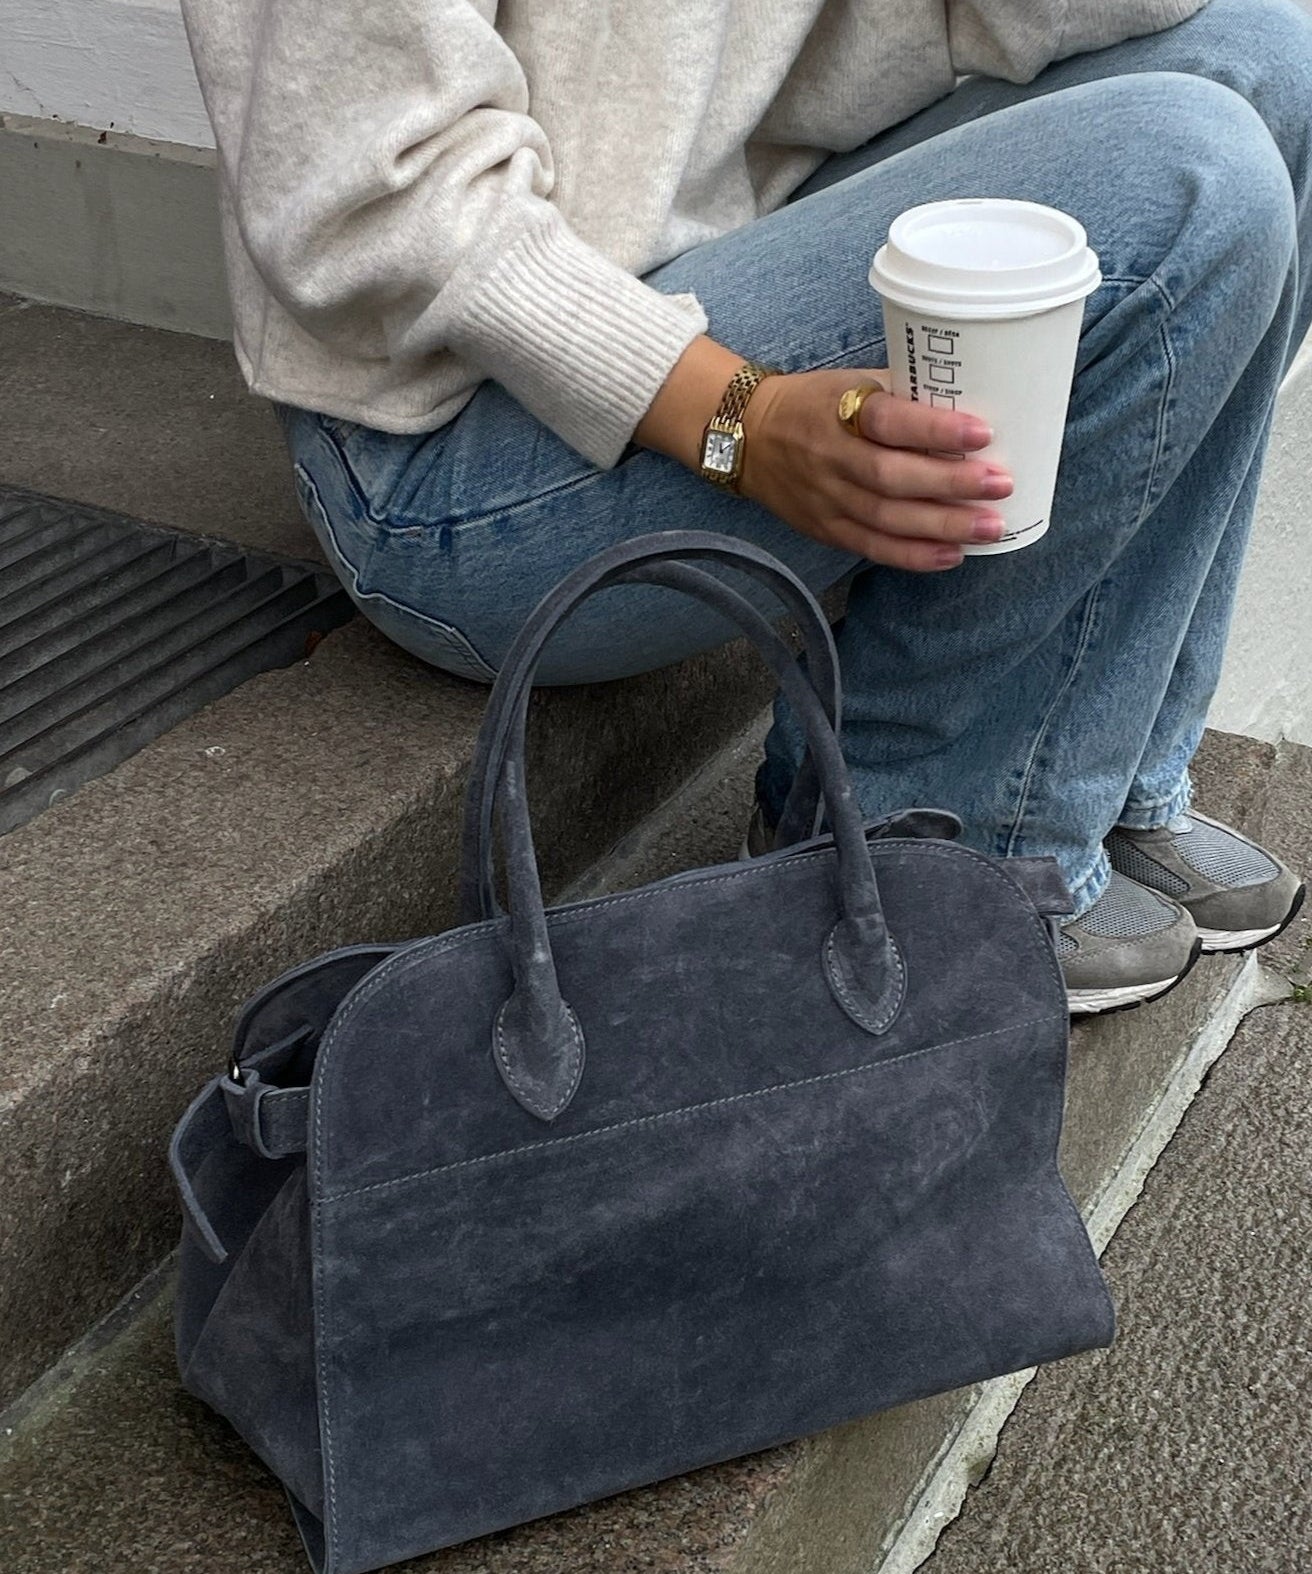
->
[1056, 930, 1079, 957]
[1077, 874, 1177, 939]
[1173, 817, 1279, 888]
[1106, 833, 1190, 896]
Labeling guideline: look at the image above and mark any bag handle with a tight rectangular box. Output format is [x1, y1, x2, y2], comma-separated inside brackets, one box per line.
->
[459, 532, 838, 926]
[459, 531, 904, 1125]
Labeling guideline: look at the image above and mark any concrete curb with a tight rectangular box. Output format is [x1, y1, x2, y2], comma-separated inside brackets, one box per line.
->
[876, 952, 1288, 1574]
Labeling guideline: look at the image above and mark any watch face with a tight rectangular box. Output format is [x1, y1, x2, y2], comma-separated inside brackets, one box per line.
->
[703, 429, 739, 474]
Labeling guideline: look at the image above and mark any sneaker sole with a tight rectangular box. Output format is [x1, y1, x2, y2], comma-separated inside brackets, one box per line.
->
[1194, 883, 1305, 954]
[1067, 938, 1204, 1019]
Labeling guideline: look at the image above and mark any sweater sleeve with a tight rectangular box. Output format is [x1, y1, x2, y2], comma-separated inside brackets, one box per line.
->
[179, 0, 708, 468]
[948, 0, 1210, 84]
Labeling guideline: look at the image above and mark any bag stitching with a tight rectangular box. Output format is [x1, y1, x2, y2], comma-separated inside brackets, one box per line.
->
[323, 1012, 1063, 1206]
[312, 1070, 340, 1563]
[329, 845, 916, 1038]
[493, 998, 585, 1119]
[539, 837, 1047, 937]
[503, 839, 1062, 999]
[823, 927, 906, 1034]
[312, 840, 1065, 1179]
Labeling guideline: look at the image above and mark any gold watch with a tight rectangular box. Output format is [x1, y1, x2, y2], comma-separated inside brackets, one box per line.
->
[699, 360, 780, 494]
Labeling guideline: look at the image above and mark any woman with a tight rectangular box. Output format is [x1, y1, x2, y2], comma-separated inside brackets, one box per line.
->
[181, 0, 1308, 1014]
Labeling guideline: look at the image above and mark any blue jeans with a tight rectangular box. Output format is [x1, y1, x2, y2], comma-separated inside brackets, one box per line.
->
[278, 0, 1312, 914]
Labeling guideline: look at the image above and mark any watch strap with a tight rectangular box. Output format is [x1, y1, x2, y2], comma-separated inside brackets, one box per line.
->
[713, 360, 779, 428]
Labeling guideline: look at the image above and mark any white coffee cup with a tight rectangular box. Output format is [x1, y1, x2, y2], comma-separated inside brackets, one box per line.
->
[869, 199, 1101, 555]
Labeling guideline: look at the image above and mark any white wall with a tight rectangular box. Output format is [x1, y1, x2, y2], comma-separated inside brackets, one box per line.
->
[1210, 339, 1312, 747]
[0, 0, 211, 146]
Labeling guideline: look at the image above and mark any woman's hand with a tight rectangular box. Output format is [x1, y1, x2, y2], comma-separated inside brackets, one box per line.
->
[634, 336, 1012, 573]
[740, 367, 1011, 571]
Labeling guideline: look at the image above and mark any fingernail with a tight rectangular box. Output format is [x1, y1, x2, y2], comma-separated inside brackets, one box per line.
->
[934, 547, 965, 568]
[971, 514, 1005, 542]
[959, 417, 992, 446]
[980, 467, 1013, 499]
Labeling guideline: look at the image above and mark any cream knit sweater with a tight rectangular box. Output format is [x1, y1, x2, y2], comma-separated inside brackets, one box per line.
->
[181, 0, 1205, 468]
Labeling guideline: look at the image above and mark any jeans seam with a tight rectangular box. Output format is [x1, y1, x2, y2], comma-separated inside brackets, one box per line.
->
[311, 407, 606, 534]
[806, 339, 886, 372]
[315, 421, 396, 527]
[1002, 581, 1105, 860]
[293, 462, 381, 603]
[1123, 784, 1190, 812]
[1139, 276, 1179, 522]
[353, 584, 500, 682]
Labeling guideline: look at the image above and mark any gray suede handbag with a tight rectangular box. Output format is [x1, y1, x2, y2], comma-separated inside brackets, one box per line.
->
[169, 531, 1113, 1574]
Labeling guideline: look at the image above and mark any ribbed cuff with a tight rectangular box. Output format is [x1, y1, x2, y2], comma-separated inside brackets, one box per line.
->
[445, 208, 709, 469]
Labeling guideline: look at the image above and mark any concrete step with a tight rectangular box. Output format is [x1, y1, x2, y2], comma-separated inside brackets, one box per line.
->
[925, 994, 1312, 1574]
[0, 293, 314, 562]
[1, 729, 1305, 1574]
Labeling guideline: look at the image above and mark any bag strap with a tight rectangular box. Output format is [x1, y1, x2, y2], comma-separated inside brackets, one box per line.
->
[459, 531, 903, 1125]
[458, 531, 840, 927]
[171, 1026, 316, 1261]
[169, 1077, 232, 1262]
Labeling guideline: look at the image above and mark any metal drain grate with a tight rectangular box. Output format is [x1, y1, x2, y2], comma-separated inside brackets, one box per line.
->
[0, 485, 354, 835]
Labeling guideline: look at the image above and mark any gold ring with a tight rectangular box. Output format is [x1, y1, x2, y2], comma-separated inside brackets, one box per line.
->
[837, 380, 888, 438]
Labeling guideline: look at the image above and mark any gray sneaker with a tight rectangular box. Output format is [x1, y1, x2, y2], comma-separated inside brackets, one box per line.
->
[1107, 811, 1305, 953]
[1060, 871, 1202, 1017]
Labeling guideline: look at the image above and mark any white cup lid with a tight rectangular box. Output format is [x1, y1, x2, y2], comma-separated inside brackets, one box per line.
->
[870, 198, 1101, 319]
